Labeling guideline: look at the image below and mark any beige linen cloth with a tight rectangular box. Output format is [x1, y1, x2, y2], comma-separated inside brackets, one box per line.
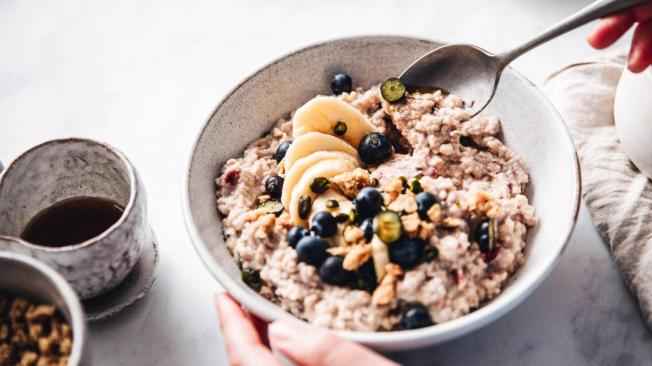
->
[544, 53, 652, 328]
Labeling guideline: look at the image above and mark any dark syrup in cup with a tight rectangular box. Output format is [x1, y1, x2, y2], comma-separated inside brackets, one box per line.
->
[20, 196, 124, 248]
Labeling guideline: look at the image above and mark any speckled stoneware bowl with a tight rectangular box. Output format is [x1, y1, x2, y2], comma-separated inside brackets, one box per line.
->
[183, 36, 581, 351]
[0, 244, 90, 365]
[0, 138, 150, 299]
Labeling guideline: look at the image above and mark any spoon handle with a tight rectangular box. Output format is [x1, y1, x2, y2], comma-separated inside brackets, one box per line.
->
[497, 0, 649, 69]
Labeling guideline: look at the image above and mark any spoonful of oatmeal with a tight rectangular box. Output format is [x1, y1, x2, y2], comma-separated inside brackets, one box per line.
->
[398, 0, 647, 117]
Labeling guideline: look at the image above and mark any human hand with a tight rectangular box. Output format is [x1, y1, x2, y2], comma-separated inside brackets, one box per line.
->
[588, 2, 652, 72]
[214, 293, 398, 366]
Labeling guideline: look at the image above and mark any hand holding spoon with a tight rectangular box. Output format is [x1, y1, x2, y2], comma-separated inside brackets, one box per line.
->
[400, 0, 649, 117]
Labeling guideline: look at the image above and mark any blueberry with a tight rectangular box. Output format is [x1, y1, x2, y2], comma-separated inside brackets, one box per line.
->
[358, 132, 393, 165]
[296, 236, 328, 266]
[311, 211, 337, 238]
[360, 219, 374, 243]
[389, 237, 425, 270]
[473, 218, 495, 254]
[287, 226, 310, 248]
[264, 175, 284, 198]
[400, 303, 433, 330]
[319, 256, 354, 286]
[330, 73, 352, 95]
[415, 191, 437, 220]
[275, 141, 292, 162]
[354, 187, 383, 220]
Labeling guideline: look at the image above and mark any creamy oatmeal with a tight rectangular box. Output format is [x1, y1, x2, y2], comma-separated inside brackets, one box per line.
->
[216, 74, 535, 332]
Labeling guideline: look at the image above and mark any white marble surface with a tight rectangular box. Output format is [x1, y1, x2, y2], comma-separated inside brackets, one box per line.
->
[1, 0, 651, 365]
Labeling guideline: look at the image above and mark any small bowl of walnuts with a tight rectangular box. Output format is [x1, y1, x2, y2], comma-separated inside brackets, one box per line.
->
[0, 238, 89, 366]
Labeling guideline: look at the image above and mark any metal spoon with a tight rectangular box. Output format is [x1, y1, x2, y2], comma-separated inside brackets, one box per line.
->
[400, 0, 648, 117]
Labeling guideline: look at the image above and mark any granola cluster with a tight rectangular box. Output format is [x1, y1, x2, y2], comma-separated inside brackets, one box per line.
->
[0, 294, 72, 366]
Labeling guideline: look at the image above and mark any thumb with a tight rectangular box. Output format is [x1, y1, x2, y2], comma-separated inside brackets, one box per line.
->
[268, 321, 398, 366]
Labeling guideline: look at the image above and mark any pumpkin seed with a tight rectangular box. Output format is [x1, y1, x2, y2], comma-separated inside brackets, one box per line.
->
[334, 213, 349, 223]
[310, 177, 330, 194]
[409, 179, 423, 194]
[398, 176, 409, 192]
[333, 121, 347, 136]
[257, 200, 284, 216]
[298, 195, 312, 220]
[326, 200, 339, 209]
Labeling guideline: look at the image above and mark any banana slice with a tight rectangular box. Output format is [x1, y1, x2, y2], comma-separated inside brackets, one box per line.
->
[289, 159, 358, 226]
[283, 132, 360, 172]
[371, 235, 389, 282]
[310, 190, 354, 247]
[282, 151, 358, 209]
[309, 190, 354, 221]
[292, 96, 378, 148]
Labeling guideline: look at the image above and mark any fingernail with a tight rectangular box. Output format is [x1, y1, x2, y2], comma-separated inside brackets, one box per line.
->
[268, 321, 295, 342]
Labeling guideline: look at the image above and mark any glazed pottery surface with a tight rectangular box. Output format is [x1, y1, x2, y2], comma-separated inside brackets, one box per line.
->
[615, 66, 652, 179]
[0, 138, 150, 299]
[183, 36, 580, 350]
[0, 244, 91, 365]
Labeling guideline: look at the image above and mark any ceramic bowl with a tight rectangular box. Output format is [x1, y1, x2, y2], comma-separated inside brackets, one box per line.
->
[614, 66, 652, 179]
[182, 36, 581, 351]
[0, 241, 90, 365]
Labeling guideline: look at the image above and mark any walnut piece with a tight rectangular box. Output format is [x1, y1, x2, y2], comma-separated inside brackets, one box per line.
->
[327, 246, 351, 256]
[372, 264, 403, 306]
[343, 226, 364, 244]
[342, 244, 373, 271]
[400, 213, 421, 235]
[427, 204, 442, 223]
[0, 294, 72, 366]
[382, 179, 404, 206]
[470, 190, 500, 218]
[331, 168, 373, 198]
[442, 217, 466, 229]
[418, 222, 435, 241]
[387, 194, 417, 214]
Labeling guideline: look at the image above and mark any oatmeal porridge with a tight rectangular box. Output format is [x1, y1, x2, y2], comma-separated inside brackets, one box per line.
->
[215, 73, 535, 331]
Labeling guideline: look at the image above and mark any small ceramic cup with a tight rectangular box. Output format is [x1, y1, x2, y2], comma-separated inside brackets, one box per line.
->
[615, 65, 652, 179]
[0, 138, 150, 299]
[0, 244, 91, 365]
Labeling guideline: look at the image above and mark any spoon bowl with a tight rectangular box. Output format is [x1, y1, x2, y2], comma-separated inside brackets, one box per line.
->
[399, 0, 647, 116]
[400, 44, 500, 116]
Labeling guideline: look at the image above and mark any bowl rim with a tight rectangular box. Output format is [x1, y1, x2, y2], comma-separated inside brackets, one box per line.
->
[0, 249, 88, 364]
[182, 34, 581, 349]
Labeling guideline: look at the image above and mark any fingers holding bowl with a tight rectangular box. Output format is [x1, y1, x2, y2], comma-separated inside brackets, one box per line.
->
[214, 293, 280, 366]
[268, 321, 398, 366]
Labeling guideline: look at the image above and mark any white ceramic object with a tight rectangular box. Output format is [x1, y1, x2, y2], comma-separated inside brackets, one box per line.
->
[0, 244, 91, 365]
[0, 138, 151, 299]
[614, 66, 652, 179]
[82, 228, 159, 322]
[182, 36, 581, 351]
